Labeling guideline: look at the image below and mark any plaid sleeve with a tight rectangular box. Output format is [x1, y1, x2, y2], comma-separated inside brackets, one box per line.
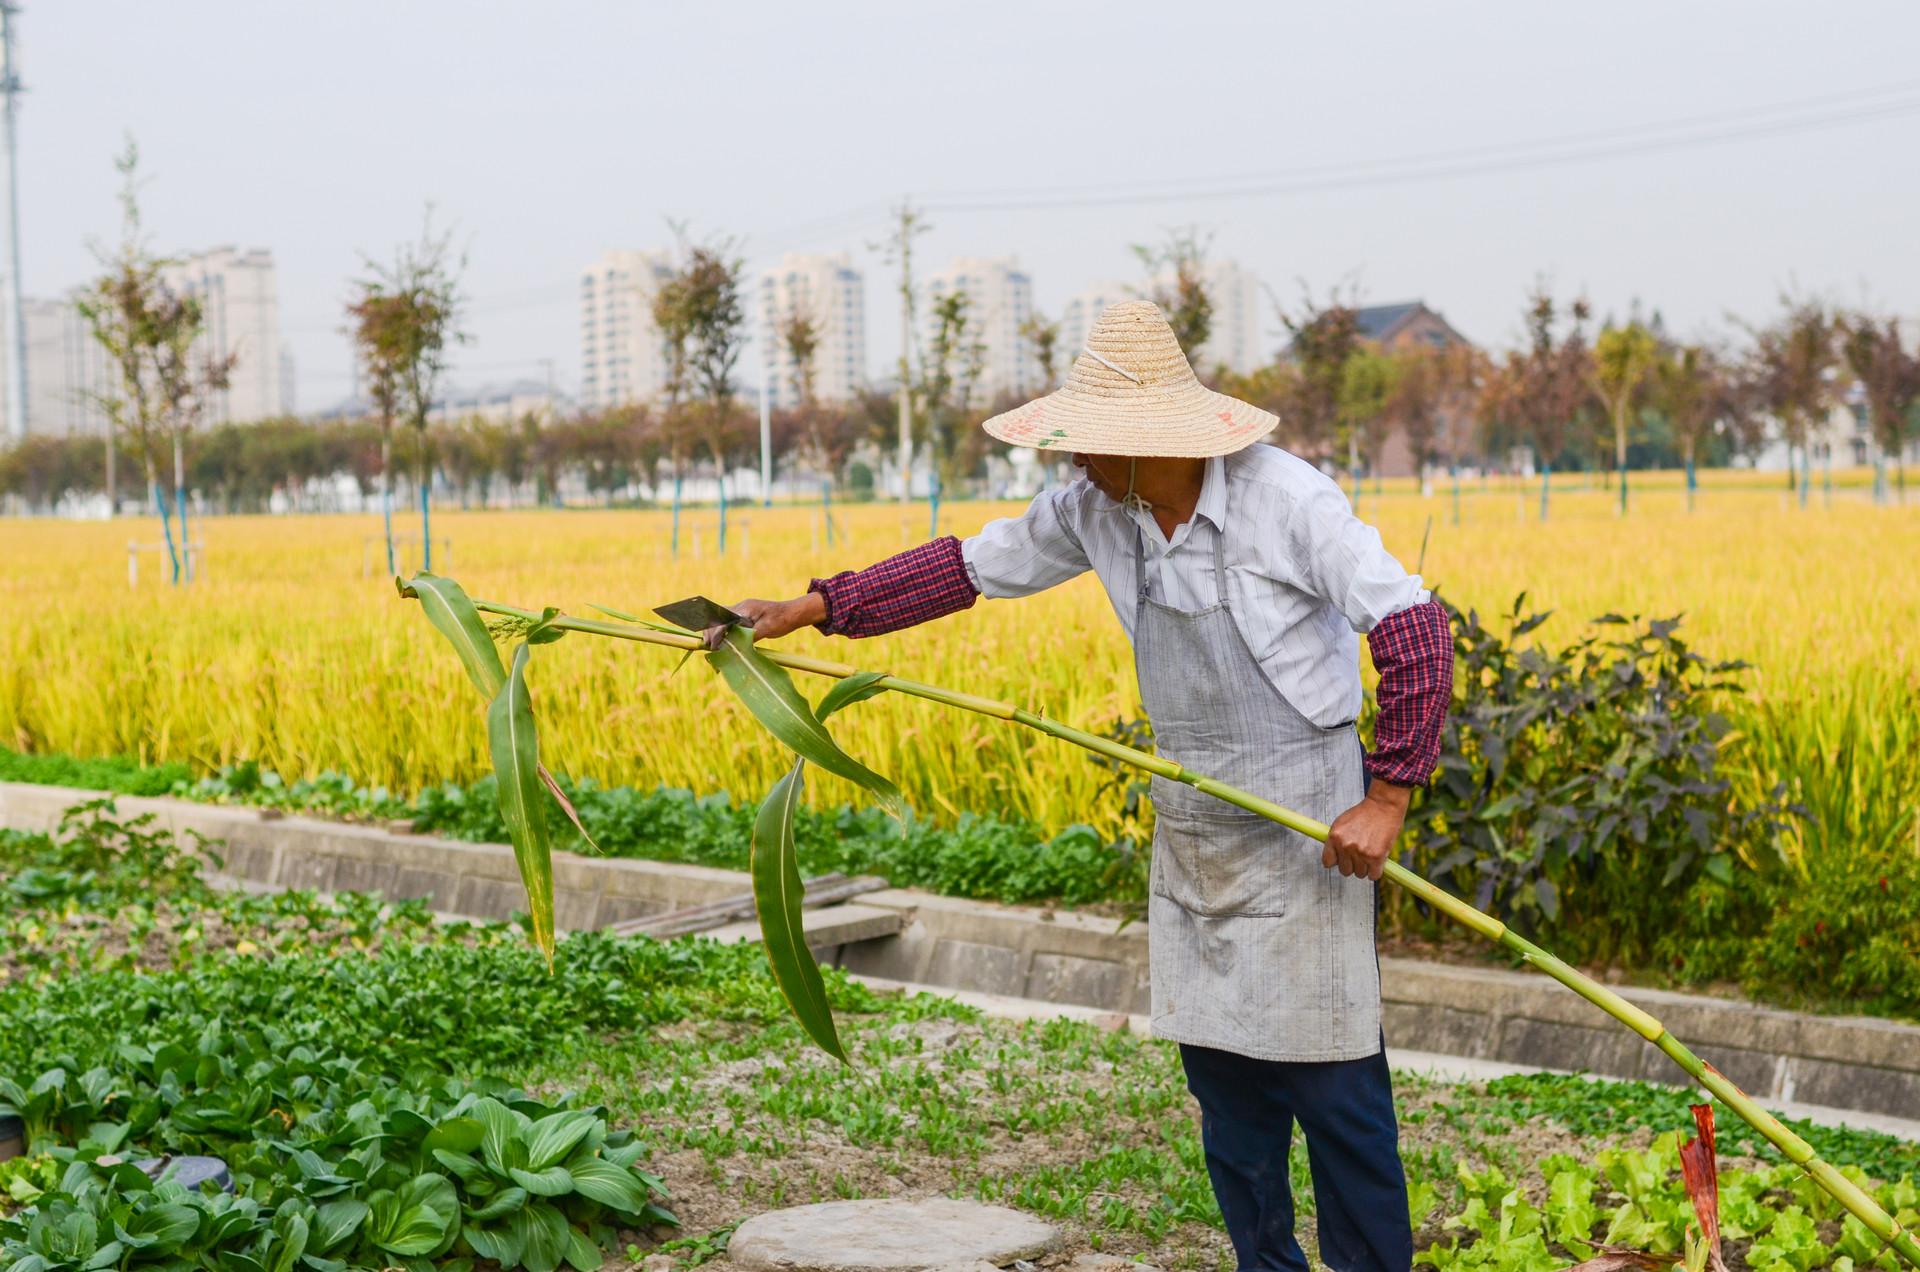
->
[809, 536, 981, 638]
[1365, 599, 1454, 787]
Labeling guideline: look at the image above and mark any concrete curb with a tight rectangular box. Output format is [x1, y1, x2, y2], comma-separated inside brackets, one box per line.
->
[4, 779, 1917, 1122]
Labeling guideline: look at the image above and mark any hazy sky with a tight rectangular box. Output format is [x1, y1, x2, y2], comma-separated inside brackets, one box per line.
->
[21, 1, 1920, 408]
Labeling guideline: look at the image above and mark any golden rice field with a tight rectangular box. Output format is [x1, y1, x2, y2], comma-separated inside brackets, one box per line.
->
[2, 468, 1916, 839]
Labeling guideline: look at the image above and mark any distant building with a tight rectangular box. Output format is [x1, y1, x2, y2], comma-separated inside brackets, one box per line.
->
[1351, 300, 1471, 352]
[925, 257, 1034, 403]
[1, 295, 111, 437]
[162, 247, 286, 423]
[579, 248, 675, 410]
[760, 252, 865, 408]
[1059, 261, 1264, 382]
[1059, 280, 1132, 382]
[1191, 259, 1265, 378]
[1332, 300, 1476, 480]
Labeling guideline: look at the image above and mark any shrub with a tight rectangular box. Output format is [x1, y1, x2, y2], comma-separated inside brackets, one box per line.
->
[1398, 597, 1796, 964]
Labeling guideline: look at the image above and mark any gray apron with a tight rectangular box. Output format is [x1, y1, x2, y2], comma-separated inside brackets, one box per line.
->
[1134, 522, 1381, 1062]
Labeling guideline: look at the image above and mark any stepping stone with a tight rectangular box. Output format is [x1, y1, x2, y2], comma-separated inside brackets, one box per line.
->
[727, 1198, 1062, 1271]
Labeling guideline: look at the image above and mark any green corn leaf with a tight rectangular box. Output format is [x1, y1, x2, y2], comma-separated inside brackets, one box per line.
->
[817, 670, 891, 718]
[707, 628, 905, 820]
[744, 670, 893, 1065]
[752, 762, 845, 1062]
[588, 602, 691, 634]
[400, 574, 505, 699]
[523, 607, 568, 646]
[488, 644, 556, 962]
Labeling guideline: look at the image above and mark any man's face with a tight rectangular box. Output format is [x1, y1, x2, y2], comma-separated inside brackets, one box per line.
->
[1071, 453, 1136, 503]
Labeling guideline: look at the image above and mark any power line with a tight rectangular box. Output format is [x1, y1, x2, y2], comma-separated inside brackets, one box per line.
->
[918, 87, 1920, 214]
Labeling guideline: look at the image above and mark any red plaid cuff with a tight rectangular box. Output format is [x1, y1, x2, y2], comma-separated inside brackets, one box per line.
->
[810, 536, 980, 638]
[1365, 599, 1454, 787]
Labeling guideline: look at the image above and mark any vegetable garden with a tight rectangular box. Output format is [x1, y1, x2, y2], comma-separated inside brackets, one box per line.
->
[1, 479, 1917, 1268]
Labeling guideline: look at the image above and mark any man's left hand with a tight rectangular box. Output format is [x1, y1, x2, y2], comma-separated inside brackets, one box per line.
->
[1322, 781, 1412, 881]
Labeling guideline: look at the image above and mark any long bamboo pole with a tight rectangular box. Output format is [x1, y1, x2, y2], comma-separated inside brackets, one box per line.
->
[464, 597, 1918, 1269]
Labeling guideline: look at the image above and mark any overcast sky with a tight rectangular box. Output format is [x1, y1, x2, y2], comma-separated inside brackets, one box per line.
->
[20, 1, 1920, 409]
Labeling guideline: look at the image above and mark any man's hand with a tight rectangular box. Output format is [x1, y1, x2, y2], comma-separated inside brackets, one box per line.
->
[1321, 780, 1411, 881]
[702, 593, 828, 650]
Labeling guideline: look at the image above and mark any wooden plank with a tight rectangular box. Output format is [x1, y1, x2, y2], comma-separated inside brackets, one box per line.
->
[702, 903, 904, 950]
[606, 873, 888, 938]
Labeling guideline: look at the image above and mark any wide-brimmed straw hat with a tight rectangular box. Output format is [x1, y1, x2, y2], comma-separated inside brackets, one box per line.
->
[982, 300, 1277, 458]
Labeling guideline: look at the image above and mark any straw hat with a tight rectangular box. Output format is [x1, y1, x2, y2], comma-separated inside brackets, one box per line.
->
[982, 300, 1277, 458]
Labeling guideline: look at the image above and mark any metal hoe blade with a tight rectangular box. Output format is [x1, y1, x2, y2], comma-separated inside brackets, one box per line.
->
[652, 595, 752, 632]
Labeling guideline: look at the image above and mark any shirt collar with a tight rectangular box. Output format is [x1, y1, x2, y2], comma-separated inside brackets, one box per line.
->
[1193, 454, 1228, 531]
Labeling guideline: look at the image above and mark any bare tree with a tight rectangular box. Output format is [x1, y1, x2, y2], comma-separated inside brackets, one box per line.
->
[76, 140, 233, 582]
[1744, 294, 1836, 507]
[1839, 313, 1920, 502]
[1022, 310, 1063, 388]
[1132, 226, 1214, 365]
[350, 210, 465, 572]
[1508, 287, 1592, 520]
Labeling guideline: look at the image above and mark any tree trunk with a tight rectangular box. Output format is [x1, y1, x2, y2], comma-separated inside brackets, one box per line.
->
[1684, 440, 1696, 513]
[380, 430, 396, 577]
[671, 468, 683, 557]
[1348, 433, 1361, 512]
[1798, 443, 1810, 508]
[104, 425, 117, 519]
[173, 433, 190, 582]
[1539, 458, 1552, 522]
[147, 459, 180, 585]
[1614, 406, 1629, 516]
[415, 425, 432, 572]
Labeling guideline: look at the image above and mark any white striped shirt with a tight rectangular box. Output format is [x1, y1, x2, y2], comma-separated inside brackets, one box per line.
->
[960, 443, 1429, 727]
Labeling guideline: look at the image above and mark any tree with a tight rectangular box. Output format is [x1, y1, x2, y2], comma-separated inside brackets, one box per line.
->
[76, 140, 233, 583]
[1381, 343, 1474, 497]
[1022, 311, 1062, 388]
[1509, 287, 1591, 520]
[679, 239, 748, 549]
[1590, 320, 1659, 514]
[1839, 313, 1920, 502]
[1338, 347, 1396, 506]
[1276, 285, 1362, 467]
[350, 211, 465, 572]
[1131, 226, 1214, 364]
[919, 289, 986, 530]
[1745, 295, 1836, 507]
[1650, 343, 1733, 511]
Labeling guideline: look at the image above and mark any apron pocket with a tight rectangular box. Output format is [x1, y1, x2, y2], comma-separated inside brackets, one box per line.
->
[1151, 799, 1294, 918]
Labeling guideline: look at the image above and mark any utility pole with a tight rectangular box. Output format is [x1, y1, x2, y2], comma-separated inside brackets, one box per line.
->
[759, 291, 772, 506]
[0, 2, 25, 442]
[875, 201, 927, 505]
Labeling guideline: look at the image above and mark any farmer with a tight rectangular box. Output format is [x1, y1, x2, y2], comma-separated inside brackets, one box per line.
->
[712, 301, 1451, 1272]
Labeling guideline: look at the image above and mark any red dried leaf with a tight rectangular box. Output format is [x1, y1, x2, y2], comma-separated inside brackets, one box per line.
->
[1678, 1102, 1728, 1272]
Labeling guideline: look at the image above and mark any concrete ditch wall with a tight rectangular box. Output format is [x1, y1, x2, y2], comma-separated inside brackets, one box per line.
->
[3, 780, 1915, 1121]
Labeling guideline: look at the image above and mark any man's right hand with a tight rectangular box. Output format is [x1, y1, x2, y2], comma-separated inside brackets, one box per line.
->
[703, 593, 828, 650]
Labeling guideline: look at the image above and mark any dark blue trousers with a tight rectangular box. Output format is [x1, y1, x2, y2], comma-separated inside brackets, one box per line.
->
[1179, 1040, 1412, 1272]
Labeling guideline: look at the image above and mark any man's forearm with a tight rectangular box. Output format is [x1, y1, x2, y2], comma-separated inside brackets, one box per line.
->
[1364, 599, 1454, 787]
[809, 536, 981, 638]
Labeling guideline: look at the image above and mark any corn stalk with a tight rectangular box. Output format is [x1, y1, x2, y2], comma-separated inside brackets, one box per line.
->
[399, 578, 1918, 1270]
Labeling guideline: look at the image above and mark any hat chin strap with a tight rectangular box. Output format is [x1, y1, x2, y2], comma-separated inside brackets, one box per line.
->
[1121, 458, 1153, 516]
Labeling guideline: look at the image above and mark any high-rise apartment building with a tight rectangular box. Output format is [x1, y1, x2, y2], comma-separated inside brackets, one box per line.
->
[578, 248, 674, 410]
[760, 252, 865, 408]
[1059, 280, 1135, 379]
[162, 247, 285, 423]
[924, 257, 1034, 403]
[1192, 259, 1265, 377]
[3, 295, 111, 437]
